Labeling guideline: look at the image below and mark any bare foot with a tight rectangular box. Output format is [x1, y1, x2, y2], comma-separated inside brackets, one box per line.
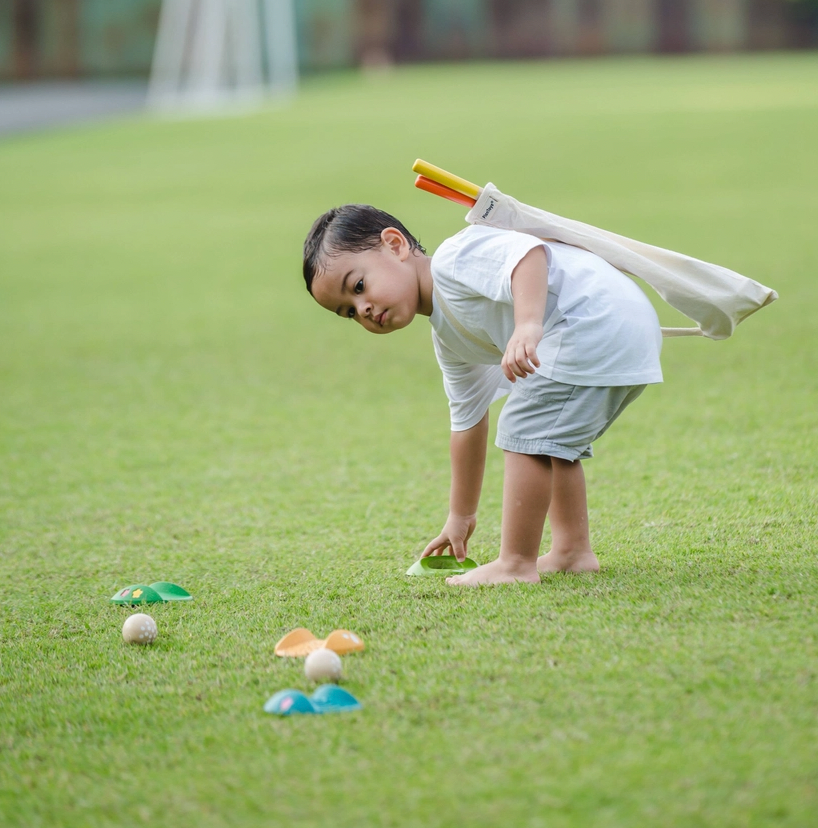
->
[537, 549, 599, 574]
[446, 558, 540, 586]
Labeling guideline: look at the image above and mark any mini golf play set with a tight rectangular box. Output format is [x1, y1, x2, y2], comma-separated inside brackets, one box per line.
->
[110, 159, 777, 716]
[110, 552, 468, 716]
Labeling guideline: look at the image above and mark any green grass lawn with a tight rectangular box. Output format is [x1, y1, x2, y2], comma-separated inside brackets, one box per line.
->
[1, 53, 817, 827]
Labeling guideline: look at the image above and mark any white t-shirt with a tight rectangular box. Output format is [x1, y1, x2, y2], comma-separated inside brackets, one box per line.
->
[430, 225, 663, 431]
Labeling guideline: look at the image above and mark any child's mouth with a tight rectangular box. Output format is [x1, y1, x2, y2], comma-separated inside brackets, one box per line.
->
[377, 311, 387, 326]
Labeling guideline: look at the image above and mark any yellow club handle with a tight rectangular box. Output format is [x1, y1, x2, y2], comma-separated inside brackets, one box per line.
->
[412, 159, 481, 200]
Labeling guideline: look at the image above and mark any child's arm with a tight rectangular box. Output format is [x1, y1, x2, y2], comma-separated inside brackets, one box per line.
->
[421, 411, 488, 562]
[502, 245, 549, 382]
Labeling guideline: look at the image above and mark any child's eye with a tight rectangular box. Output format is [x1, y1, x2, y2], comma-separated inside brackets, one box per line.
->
[354, 280, 364, 294]
[346, 307, 355, 319]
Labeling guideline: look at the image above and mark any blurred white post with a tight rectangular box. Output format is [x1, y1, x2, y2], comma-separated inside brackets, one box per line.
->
[187, 0, 229, 104]
[149, 0, 195, 104]
[232, 0, 265, 98]
[263, 0, 298, 95]
[148, 0, 298, 113]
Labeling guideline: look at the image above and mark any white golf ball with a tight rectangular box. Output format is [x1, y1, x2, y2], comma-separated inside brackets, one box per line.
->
[304, 648, 343, 682]
[122, 613, 158, 645]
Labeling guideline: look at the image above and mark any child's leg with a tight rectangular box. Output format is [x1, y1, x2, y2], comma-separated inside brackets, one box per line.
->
[537, 458, 599, 573]
[446, 451, 548, 586]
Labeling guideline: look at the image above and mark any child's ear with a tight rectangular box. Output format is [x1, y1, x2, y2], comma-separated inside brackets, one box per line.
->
[381, 227, 409, 259]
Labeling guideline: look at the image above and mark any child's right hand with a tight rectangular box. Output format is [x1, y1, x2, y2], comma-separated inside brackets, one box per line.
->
[421, 513, 476, 563]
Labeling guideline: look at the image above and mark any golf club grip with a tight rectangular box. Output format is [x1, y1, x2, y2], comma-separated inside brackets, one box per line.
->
[415, 175, 477, 208]
[412, 159, 481, 200]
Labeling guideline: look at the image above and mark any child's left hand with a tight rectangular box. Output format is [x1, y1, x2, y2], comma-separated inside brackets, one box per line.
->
[502, 322, 542, 382]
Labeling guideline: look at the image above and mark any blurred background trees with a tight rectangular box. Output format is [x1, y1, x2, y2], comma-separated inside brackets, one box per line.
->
[1, 0, 816, 82]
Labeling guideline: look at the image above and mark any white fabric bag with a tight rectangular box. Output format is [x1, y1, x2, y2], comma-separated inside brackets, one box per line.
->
[465, 184, 778, 340]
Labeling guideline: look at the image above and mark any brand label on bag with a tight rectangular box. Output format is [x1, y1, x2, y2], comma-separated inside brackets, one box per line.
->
[480, 198, 497, 220]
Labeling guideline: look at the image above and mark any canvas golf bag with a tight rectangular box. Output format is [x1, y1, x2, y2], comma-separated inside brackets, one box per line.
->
[464, 183, 778, 340]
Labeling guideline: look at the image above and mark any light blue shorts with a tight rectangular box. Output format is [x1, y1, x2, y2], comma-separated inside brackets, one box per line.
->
[496, 374, 646, 461]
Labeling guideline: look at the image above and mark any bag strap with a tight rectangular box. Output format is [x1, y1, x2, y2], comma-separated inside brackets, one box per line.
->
[433, 284, 503, 357]
[660, 327, 704, 337]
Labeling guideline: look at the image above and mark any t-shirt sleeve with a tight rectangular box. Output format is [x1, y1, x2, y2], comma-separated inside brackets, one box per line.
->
[450, 226, 546, 305]
[432, 332, 511, 431]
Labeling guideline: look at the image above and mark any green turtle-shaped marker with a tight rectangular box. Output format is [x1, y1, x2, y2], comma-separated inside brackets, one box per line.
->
[110, 582, 193, 604]
[405, 556, 478, 576]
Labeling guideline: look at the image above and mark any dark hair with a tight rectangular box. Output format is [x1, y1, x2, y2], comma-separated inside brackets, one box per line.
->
[302, 204, 425, 294]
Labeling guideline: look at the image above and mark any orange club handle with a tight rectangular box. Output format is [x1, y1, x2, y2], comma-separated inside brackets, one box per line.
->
[414, 175, 477, 208]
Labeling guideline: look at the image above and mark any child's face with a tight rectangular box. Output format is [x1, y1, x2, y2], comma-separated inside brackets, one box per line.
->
[311, 229, 423, 335]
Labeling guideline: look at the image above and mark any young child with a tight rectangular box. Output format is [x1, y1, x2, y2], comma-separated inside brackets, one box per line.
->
[302, 205, 663, 586]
